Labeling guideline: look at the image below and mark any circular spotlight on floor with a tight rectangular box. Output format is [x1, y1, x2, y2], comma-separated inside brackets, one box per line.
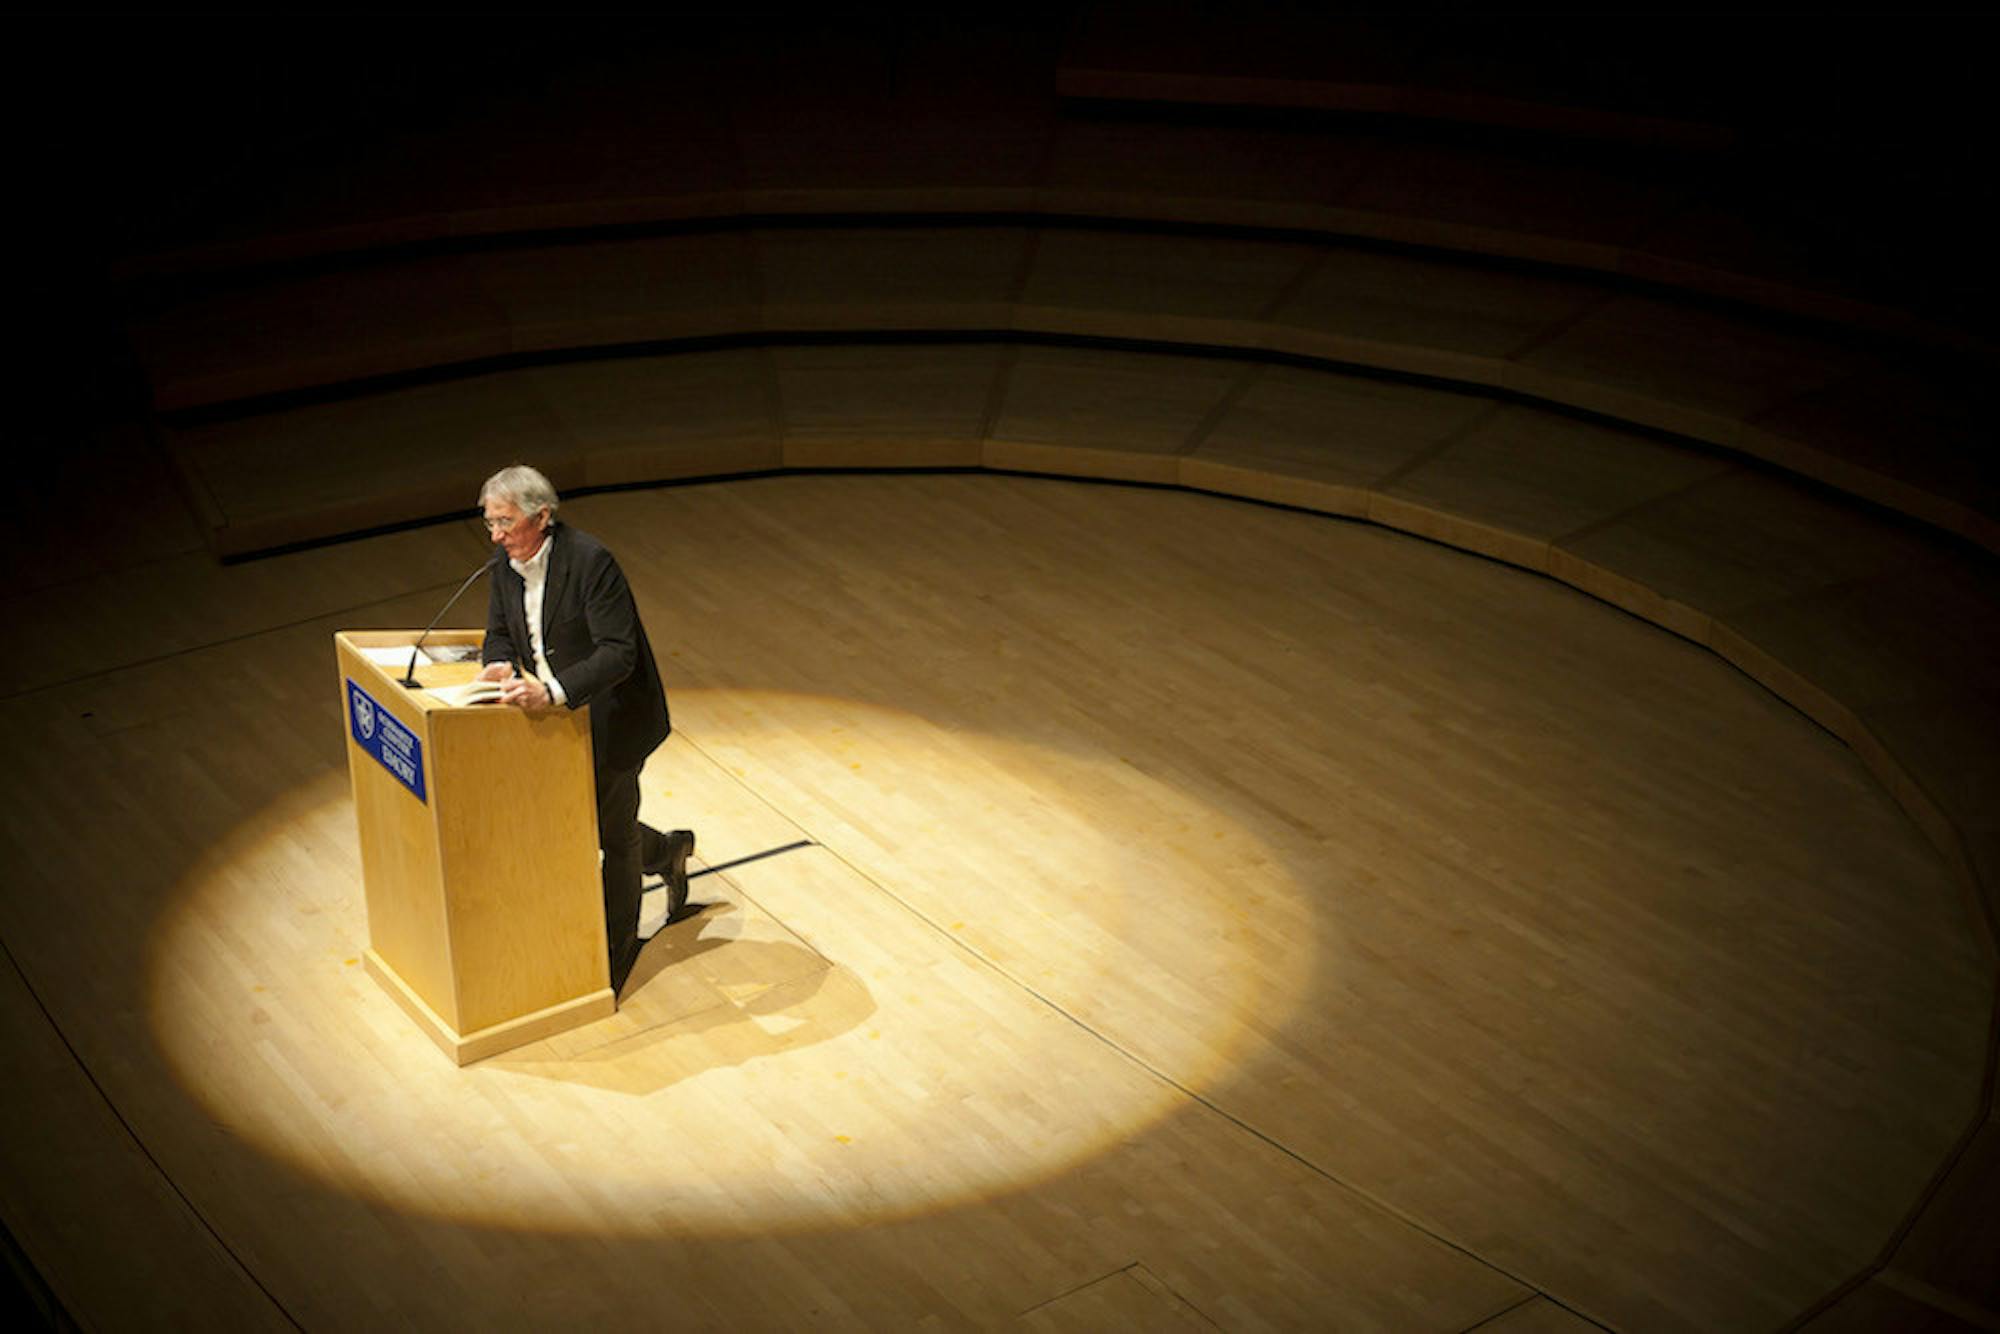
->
[144, 689, 1317, 1235]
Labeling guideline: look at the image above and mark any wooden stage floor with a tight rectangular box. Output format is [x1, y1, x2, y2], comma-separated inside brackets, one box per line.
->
[1, 475, 1987, 1330]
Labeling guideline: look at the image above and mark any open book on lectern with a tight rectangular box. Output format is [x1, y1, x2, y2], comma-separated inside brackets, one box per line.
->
[424, 678, 508, 708]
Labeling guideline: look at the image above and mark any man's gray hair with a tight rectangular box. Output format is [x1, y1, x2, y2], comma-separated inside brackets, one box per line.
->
[479, 464, 560, 520]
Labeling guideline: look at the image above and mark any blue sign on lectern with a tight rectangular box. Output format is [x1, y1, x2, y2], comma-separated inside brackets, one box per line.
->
[347, 679, 426, 803]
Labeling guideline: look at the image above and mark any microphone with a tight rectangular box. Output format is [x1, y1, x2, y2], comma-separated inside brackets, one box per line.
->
[402, 547, 505, 688]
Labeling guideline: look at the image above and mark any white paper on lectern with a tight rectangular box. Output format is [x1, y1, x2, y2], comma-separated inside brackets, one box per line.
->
[356, 645, 434, 667]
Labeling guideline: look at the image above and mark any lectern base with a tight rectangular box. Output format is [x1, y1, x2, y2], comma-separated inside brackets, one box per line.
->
[366, 950, 617, 1066]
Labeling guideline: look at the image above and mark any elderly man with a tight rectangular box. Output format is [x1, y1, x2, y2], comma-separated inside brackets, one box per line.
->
[475, 464, 694, 996]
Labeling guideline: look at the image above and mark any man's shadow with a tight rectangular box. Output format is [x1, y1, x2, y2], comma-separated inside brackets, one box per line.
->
[494, 897, 877, 1097]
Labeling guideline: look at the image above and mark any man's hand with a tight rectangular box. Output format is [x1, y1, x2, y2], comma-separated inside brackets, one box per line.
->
[498, 674, 553, 711]
[484, 661, 553, 711]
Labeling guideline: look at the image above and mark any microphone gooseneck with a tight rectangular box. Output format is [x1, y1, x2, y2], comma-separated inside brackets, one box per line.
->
[402, 548, 505, 689]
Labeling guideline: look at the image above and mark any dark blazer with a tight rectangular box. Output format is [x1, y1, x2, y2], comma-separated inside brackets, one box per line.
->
[482, 523, 671, 775]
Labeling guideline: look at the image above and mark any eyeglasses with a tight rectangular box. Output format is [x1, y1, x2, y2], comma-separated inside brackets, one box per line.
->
[483, 513, 538, 533]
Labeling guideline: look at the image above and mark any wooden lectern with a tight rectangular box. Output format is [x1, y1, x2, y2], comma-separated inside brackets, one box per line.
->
[335, 630, 615, 1064]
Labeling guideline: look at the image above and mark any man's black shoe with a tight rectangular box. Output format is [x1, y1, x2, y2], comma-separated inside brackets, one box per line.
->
[645, 828, 695, 877]
[657, 828, 694, 919]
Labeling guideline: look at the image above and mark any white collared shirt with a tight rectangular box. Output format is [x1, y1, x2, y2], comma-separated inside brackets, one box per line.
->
[509, 532, 569, 706]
